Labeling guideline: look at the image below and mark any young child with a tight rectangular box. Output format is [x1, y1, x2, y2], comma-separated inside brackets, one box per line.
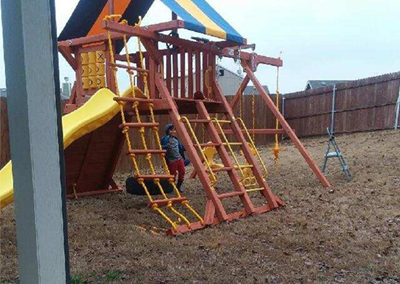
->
[161, 124, 188, 192]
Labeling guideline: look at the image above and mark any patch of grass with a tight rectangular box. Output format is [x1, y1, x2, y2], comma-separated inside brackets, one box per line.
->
[105, 270, 121, 281]
[71, 275, 84, 284]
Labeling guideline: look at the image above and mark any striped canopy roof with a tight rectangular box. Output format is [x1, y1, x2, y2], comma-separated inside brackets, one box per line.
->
[58, 0, 245, 44]
[159, 0, 245, 44]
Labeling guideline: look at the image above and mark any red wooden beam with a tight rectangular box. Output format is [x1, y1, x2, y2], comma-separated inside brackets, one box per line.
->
[209, 53, 216, 100]
[145, 19, 185, 32]
[140, 38, 163, 64]
[195, 51, 201, 92]
[230, 75, 250, 109]
[75, 48, 84, 104]
[58, 32, 123, 48]
[243, 64, 331, 188]
[202, 51, 208, 97]
[214, 41, 244, 49]
[180, 50, 186, 98]
[222, 129, 285, 135]
[66, 81, 77, 106]
[133, 57, 143, 92]
[166, 53, 172, 93]
[102, 20, 282, 67]
[58, 21, 183, 49]
[149, 57, 157, 98]
[172, 52, 178, 97]
[58, 46, 77, 70]
[114, 54, 133, 62]
[188, 50, 193, 98]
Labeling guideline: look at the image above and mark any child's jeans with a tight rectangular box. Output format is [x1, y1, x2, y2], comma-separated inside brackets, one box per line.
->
[167, 158, 185, 182]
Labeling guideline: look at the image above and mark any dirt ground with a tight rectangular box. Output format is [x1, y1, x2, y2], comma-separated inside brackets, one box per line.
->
[1, 130, 399, 283]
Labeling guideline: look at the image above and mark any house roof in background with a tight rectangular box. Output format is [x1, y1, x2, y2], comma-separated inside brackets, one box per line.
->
[305, 80, 351, 90]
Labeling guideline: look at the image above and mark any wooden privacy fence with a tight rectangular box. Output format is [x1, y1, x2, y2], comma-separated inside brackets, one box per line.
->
[284, 72, 400, 137]
[1, 71, 399, 171]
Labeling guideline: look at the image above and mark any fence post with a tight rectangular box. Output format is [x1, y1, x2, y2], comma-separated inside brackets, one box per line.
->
[330, 85, 337, 134]
[281, 96, 286, 140]
[395, 86, 400, 130]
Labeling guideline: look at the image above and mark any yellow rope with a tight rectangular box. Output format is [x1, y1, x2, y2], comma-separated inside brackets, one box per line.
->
[182, 200, 204, 223]
[271, 52, 283, 171]
[252, 89, 256, 142]
[152, 204, 177, 230]
[237, 118, 268, 177]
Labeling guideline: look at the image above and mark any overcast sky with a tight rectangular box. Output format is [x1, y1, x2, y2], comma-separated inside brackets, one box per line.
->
[0, 0, 399, 93]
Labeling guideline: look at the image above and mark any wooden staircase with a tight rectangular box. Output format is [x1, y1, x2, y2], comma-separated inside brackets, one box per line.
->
[154, 74, 284, 232]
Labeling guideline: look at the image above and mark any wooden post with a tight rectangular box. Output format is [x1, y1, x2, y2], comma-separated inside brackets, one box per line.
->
[202, 51, 208, 97]
[195, 51, 201, 92]
[180, 50, 186, 98]
[188, 50, 193, 98]
[394, 86, 400, 130]
[209, 53, 216, 100]
[172, 52, 178, 97]
[166, 52, 172, 93]
[230, 75, 250, 110]
[244, 65, 331, 188]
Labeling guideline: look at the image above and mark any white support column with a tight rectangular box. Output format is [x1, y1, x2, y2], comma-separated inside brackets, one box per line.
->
[1, 0, 70, 283]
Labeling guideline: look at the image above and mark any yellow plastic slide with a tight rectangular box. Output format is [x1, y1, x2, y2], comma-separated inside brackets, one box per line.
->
[0, 87, 138, 209]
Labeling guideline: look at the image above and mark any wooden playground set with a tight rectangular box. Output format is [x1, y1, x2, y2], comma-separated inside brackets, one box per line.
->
[56, 0, 330, 234]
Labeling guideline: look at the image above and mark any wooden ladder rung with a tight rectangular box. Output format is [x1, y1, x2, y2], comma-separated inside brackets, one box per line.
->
[188, 119, 210, 123]
[218, 191, 244, 199]
[214, 119, 231, 124]
[206, 167, 233, 173]
[134, 174, 174, 180]
[120, 122, 159, 128]
[195, 142, 221, 148]
[222, 142, 243, 146]
[148, 197, 187, 208]
[234, 164, 253, 169]
[127, 149, 166, 155]
[246, 187, 265, 193]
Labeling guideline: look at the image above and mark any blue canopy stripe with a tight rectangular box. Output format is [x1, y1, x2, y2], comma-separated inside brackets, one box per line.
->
[189, 0, 244, 43]
[159, 0, 245, 44]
